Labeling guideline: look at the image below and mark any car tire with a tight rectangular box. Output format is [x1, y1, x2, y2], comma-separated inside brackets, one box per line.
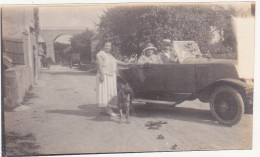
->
[210, 86, 244, 126]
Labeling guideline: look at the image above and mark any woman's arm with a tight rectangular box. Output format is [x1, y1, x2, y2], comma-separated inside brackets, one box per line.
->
[116, 59, 128, 66]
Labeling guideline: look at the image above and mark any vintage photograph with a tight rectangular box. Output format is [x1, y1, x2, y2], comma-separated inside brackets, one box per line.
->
[1, 2, 255, 156]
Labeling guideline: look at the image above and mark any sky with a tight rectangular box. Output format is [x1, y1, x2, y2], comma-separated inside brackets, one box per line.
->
[39, 5, 108, 43]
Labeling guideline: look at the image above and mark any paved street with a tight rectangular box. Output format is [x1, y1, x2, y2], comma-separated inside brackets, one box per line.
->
[4, 65, 253, 156]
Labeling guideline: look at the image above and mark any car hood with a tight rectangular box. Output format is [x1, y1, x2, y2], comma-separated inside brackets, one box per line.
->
[181, 57, 253, 80]
[181, 57, 237, 65]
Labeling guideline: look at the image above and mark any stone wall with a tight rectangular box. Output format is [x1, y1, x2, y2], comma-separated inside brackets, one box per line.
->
[2, 7, 40, 110]
[4, 65, 31, 110]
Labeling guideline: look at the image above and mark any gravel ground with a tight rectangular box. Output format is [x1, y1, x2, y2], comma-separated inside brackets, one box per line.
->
[3, 65, 253, 156]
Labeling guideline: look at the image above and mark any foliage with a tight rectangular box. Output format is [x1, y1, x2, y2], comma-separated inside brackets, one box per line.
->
[54, 42, 69, 63]
[70, 29, 95, 62]
[54, 42, 69, 51]
[98, 5, 237, 59]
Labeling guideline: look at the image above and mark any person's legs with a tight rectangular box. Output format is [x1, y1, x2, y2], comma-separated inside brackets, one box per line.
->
[98, 74, 117, 117]
[106, 104, 117, 117]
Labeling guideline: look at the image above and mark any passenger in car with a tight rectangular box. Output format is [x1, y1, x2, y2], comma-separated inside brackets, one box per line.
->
[138, 43, 162, 64]
[159, 39, 179, 63]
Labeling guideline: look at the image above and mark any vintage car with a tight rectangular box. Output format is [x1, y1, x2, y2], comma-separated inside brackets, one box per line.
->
[70, 53, 82, 68]
[119, 41, 254, 126]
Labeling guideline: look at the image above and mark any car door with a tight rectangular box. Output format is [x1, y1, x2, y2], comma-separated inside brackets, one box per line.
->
[165, 63, 196, 93]
[138, 63, 169, 92]
[119, 63, 168, 93]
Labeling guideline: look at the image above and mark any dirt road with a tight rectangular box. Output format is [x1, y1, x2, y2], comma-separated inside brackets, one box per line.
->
[3, 65, 253, 156]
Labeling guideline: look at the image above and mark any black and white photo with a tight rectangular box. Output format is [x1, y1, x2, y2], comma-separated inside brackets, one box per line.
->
[1, 2, 256, 156]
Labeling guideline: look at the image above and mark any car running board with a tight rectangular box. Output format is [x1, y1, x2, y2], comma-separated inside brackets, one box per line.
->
[133, 99, 180, 105]
[133, 97, 190, 107]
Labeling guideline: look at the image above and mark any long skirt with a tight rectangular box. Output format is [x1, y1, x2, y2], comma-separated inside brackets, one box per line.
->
[96, 73, 117, 107]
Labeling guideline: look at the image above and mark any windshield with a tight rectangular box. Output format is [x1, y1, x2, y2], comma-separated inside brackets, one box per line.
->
[173, 41, 202, 62]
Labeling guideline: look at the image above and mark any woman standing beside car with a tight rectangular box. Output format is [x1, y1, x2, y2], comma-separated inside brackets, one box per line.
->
[96, 41, 128, 116]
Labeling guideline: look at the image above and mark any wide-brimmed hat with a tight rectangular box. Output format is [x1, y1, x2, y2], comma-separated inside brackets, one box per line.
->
[142, 43, 157, 53]
[162, 39, 172, 46]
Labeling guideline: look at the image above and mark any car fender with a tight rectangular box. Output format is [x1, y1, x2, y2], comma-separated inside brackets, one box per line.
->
[196, 78, 250, 103]
[211, 78, 248, 89]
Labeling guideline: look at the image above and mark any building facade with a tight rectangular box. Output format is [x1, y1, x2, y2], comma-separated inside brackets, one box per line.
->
[2, 7, 41, 109]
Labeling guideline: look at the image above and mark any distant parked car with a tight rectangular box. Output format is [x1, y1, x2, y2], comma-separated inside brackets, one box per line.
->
[119, 41, 253, 126]
[70, 53, 82, 68]
[41, 56, 53, 69]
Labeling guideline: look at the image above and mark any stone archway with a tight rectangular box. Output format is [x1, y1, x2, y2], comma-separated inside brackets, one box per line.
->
[39, 28, 85, 61]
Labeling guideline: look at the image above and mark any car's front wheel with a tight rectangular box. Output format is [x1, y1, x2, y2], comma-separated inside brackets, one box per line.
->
[210, 86, 244, 126]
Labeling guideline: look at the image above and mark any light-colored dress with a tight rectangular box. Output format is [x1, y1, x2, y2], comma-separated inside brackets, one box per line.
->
[96, 51, 118, 107]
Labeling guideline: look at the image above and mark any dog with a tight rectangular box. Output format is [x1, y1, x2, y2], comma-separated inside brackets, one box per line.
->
[117, 76, 134, 123]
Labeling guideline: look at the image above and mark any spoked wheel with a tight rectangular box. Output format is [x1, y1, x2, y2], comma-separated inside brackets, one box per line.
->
[210, 86, 244, 126]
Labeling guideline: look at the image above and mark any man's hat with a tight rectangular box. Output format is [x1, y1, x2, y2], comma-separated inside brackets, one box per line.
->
[162, 39, 172, 46]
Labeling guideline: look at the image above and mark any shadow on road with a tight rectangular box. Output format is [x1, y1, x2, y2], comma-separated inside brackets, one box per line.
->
[4, 131, 40, 156]
[46, 109, 97, 117]
[47, 103, 225, 127]
[91, 114, 120, 123]
[46, 104, 119, 123]
[132, 103, 226, 127]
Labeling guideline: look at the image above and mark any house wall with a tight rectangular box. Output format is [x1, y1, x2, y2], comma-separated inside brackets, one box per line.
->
[2, 7, 26, 39]
[2, 7, 40, 109]
[4, 65, 30, 110]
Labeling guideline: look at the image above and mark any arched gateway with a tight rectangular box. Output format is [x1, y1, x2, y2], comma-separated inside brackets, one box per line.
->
[39, 27, 85, 61]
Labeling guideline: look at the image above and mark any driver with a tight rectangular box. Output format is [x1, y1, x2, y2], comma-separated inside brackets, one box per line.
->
[159, 39, 178, 63]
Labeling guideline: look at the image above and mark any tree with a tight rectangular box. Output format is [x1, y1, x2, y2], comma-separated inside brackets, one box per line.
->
[98, 4, 237, 59]
[70, 29, 95, 63]
[54, 42, 69, 63]
[54, 42, 69, 51]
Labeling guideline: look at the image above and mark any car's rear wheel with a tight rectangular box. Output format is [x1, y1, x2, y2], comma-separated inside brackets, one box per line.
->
[210, 86, 244, 126]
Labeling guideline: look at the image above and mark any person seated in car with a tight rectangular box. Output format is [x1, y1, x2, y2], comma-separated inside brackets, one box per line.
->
[159, 39, 178, 63]
[129, 54, 138, 63]
[138, 43, 162, 64]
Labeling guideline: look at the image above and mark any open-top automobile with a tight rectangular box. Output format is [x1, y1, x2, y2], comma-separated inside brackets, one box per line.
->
[119, 41, 253, 126]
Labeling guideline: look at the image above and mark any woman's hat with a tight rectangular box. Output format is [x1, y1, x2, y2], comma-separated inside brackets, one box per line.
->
[162, 39, 172, 46]
[142, 43, 157, 53]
